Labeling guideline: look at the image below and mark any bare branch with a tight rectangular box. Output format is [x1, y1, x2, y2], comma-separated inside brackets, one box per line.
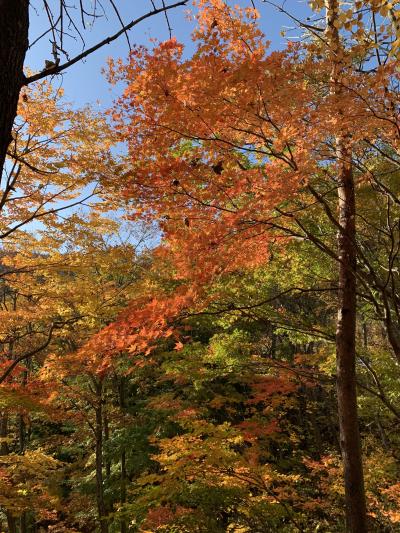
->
[24, 1, 188, 86]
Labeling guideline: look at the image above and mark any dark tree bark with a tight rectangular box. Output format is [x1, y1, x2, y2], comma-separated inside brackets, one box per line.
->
[335, 141, 367, 532]
[0, 413, 9, 455]
[20, 512, 27, 533]
[6, 514, 17, 533]
[94, 380, 109, 533]
[325, 1, 367, 530]
[120, 450, 127, 533]
[118, 379, 127, 533]
[0, 413, 17, 533]
[104, 410, 111, 479]
[0, 0, 29, 176]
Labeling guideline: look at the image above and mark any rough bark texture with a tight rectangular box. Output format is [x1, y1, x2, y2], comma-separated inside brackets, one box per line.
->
[325, 1, 368, 531]
[0, 0, 29, 177]
[335, 142, 367, 532]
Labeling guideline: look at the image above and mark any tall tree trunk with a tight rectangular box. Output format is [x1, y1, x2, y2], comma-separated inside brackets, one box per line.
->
[19, 370, 28, 454]
[104, 409, 111, 479]
[94, 380, 109, 533]
[119, 378, 127, 533]
[6, 514, 17, 533]
[120, 450, 127, 533]
[0, 413, 17, 533]
[0, 0, 29, 176]
[325, 1, 367, 531]
[335, 140, 367, 532]
[0, 413, 9, 455]
[20, 511, 27, 533]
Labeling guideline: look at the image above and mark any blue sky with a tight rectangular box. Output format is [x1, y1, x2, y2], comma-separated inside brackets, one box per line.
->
[27, 0, 310, 109]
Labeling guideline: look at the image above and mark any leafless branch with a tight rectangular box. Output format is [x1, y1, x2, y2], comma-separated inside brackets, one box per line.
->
[24, 1, 188, 86]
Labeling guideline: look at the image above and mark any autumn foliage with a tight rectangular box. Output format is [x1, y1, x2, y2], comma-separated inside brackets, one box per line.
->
[1, 1, 400, 532]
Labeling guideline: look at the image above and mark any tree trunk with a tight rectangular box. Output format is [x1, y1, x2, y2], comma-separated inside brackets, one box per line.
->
[6, 514, 17, 533]
[0, 0, 29, 176]
[120, 450, 127, 533]
[20, 511, 27, 533]
[104, 409, 111, 479]
[19, 370, 28, 454]
[119, 378, 127, 533]
[0, 413, 9, 455]
[325, 1, 367, 531]
[0, 414, 17, 533]
[94, 380, 109, 533]
[335, 140, 367, 532]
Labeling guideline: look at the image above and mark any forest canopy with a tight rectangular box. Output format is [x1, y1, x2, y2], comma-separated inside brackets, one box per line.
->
[0, 1, 399, 532]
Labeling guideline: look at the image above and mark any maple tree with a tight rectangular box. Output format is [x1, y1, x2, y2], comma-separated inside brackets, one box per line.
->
[0, 76, 146, 531]
[108, 1, 400, 530]
[0, 77, 120, 388]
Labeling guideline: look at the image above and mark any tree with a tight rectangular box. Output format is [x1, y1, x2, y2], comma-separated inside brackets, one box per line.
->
[109, 0, 400, 529]
[0, 0, 188, 178]
[324, 1, 366, 529]
[0, 1, 29, 187]
[0, 74, 148, 530]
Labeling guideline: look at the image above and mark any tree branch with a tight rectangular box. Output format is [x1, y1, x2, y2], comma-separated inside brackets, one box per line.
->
[23, 1, 188, 86]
